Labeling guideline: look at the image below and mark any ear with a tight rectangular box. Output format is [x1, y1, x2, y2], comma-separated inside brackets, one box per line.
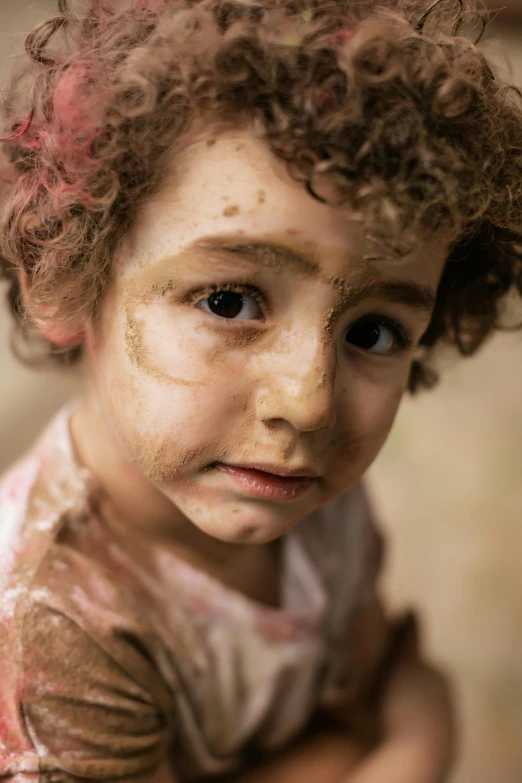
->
[19, 269, 86, 347]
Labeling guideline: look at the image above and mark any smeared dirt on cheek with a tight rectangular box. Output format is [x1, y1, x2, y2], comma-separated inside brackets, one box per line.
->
[120, 386, 226, 485]
[124, 305, 145, 366]
[119, 282, 249, 485]
[220, 327, 266, 351]
[144, 439, 218, 483]
[124, 300, 201, 387]
[117, 238, 379, 492]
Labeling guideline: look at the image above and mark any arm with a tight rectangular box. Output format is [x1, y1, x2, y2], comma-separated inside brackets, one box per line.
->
[225, 608, 455, 783]
[221, 726, 366, 783]
[340, 611, 456, 783]
[17, 603, 175, 783]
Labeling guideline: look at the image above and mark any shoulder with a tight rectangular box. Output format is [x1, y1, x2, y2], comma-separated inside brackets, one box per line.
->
[20, 597, 171, 777]
[1, 541, 173, 781]
[0, 407, 89, 629]
[0, 411, 173, 780]
[0, 594, 172, 781]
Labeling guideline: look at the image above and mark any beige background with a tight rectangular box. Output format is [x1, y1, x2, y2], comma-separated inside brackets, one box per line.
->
[1, 3, 521, 782]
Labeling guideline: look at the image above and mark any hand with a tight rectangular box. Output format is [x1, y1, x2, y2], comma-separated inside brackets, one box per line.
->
[345, 613, 457, 783]
[382, 614, 456, 778]
[220, 725, 367, 783]
[219, 612, 456, 783]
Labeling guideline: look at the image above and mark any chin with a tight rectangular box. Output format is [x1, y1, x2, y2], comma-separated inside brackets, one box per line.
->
[195, 504, 302, 545]
[161, 478, 310, 545]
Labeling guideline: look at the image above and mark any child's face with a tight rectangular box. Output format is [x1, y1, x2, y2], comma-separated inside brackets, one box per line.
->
[86, 129, 447, 545]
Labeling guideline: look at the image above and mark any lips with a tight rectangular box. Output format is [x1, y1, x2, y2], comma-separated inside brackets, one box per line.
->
[213, 462, 318, 501]
[223, 462, 319, 479]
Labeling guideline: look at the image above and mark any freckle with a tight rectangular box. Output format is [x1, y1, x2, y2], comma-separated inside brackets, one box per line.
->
[235, 143, 244, 151]
[257, 189, 266, 204]
[286, 228, 301, 235]
[223, 205, 240, 217]
[222, 195, 230, 201]
[206, 137, 216, 146]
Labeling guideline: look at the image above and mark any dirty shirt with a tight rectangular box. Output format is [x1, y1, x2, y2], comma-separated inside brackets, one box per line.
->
[0, 404, 383, 781]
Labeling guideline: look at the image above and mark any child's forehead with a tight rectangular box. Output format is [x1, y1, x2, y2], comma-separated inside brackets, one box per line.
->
[116, 129, 368, 274]
[114, 128, 450, 297]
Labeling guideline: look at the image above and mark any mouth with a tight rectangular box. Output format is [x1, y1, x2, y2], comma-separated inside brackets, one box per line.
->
[210, 462, 319, 501]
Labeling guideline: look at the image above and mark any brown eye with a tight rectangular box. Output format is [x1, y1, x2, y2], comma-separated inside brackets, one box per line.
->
[199, 289, 263, 320]
[208, 291, 244, 318]
[346, 318, 399, 354]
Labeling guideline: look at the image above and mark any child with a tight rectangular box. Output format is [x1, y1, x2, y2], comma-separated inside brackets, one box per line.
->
[0, 0, 521, 781]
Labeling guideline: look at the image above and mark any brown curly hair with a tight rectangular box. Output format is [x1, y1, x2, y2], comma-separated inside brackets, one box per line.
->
[1, 0, 521, 390]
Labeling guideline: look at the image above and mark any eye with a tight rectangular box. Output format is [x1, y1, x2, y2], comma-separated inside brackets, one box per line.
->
[199, 288, 263, 321]
[346, 317, 408, 355]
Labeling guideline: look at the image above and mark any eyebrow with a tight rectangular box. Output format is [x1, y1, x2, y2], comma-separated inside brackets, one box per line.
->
[141, 234, 436, 318]
[329, 277, 436, 314]
[192, 236, 320, 278]
[193, 236, 436, 315]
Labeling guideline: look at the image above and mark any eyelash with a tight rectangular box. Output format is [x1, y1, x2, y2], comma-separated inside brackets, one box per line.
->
[189, 283, 267, 315]
[188, 283, 413, 350]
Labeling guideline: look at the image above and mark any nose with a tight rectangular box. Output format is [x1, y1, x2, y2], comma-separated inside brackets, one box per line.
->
[254, 329, 337, 433]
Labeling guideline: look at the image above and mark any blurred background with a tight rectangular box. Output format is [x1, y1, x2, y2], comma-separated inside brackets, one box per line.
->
[1, 2, 521, 782]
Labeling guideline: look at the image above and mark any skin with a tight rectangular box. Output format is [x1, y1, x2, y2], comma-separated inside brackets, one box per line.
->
[45, 128, 454, 782]
[70, 130, 447, 579]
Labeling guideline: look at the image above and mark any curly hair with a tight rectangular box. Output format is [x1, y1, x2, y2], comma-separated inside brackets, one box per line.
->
[1, 0, 521, 389]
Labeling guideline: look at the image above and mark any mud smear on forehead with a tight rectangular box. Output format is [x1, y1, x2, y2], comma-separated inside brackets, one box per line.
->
[124, 230, 359, 304]
[145, 238, 320, 285]
[324, 269, 377, 337]
[202, 238, 319, 279]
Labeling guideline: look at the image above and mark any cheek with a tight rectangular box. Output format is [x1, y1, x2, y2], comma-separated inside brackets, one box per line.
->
[328, 372, 405, 476]
[91, 301, 251, 479]
[128, 299, 234, 386]
[354, 377, 404, 438]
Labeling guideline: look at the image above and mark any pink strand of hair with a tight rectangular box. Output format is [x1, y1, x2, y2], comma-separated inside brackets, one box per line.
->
[0, 111, 35, 143]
